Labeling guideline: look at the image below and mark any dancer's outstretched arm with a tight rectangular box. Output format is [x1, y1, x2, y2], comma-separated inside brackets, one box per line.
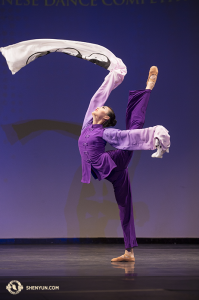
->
[81, 70, 124, 132]
[103, 125, 170, 153]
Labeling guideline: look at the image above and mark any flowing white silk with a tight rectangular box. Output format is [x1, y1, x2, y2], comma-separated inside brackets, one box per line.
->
[0, 39, 127, 76]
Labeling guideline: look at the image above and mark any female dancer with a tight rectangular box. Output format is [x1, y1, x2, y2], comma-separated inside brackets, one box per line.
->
[78, 66, 170, 262]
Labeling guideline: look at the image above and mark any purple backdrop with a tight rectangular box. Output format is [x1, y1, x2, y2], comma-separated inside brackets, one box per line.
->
[0, 0, 199, 238]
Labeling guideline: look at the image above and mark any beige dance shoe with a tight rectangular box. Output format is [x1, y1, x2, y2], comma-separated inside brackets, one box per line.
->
[111, 253, 135, 262]
[146, 66, 158, 90]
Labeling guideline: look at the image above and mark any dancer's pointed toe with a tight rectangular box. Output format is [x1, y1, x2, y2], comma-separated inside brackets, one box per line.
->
[146, 66, 158, 90]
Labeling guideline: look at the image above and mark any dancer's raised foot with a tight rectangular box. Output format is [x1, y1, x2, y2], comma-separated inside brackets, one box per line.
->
[146, 66, 158, 90]
[111, 252, 135, 262]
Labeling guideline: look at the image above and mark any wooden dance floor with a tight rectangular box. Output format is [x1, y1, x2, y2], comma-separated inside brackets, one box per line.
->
[0, 244, 199, 299]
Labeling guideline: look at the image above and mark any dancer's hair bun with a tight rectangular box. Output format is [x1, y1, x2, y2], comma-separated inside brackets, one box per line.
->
[103, 106, 117, 128]
[111, 119, 117, 127]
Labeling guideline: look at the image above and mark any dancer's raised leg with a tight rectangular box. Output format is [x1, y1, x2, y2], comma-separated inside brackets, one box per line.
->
[106, 66, 158, 262]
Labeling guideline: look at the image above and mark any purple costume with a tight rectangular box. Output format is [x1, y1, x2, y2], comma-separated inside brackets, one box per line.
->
[78, 70, 170, 249]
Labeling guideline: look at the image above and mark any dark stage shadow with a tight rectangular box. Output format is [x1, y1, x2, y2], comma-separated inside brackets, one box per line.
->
[1, 119, 81, 145]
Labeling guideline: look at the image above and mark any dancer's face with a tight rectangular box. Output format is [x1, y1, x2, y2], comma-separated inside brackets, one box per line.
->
[92, 106, 110, 124]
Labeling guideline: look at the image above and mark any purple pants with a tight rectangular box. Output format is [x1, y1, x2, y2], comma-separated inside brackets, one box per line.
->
[105, 89, 151, 249]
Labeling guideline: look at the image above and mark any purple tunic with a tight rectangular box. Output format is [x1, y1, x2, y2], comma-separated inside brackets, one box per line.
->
[78, 123, 117, 184]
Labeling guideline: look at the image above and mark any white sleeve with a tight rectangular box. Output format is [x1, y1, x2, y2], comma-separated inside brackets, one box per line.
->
[103, 125, 170, 151]
[81, 70, 125, 131]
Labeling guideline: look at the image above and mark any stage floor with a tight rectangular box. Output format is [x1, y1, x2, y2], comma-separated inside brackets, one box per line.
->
[0, 244, 199, 299]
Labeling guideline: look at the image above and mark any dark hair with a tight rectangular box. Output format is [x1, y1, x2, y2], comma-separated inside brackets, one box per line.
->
[103, 106, 117, 128]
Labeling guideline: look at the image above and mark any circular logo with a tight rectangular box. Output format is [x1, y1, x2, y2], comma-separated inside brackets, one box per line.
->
[6, 280, 23, 295]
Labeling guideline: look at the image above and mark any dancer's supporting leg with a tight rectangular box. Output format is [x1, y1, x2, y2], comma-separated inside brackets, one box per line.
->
[106, 66, 158, 262]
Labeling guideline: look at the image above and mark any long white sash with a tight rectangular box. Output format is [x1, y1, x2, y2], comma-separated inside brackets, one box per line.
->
[0, 39, 127, 76]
